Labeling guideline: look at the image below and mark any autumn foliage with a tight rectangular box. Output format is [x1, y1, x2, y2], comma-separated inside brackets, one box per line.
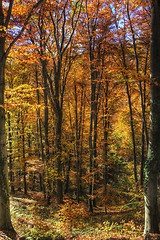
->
[0, 0, 155, 239]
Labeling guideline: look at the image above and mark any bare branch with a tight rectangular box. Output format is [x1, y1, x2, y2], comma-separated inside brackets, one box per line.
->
[5, 0, 44, 59]
[5, 0, 14, 28]
[60, 5, 66, 52]
[62, 0, 83, 55]
[49, 11, 60, 54]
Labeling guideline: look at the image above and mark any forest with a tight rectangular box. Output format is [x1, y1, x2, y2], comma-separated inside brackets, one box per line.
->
[0, 0, 159, 239]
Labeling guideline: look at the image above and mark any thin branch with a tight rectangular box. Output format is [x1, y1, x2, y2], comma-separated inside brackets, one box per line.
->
[62, 0, 83, 55]
[5, 0, 44, 59]
[60, 5, 66, 52]
[127, 2, 139, 73]
[4, 0, 14, 28]
[49, 11, 60, 54]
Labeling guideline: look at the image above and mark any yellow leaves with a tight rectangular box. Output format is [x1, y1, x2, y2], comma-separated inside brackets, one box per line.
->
[12, 0, 35, 18]
[0, 25, 7, 32]
[9, 45, 41, 65]
[59, 197, 90, 228]
[26, 156, 43, 173]
[0, 25, 7, 37]
[5, 84, 44, 114]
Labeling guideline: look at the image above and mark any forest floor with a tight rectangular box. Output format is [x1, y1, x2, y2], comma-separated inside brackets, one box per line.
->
[0, 190, 157, 240]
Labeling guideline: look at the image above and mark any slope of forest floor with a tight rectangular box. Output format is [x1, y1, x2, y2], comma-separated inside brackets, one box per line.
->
[2, 190, 160, 239]
[0, 190, 149, 240]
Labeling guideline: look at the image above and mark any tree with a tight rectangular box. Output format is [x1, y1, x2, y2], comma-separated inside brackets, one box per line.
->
[0, 0, 43, 233]
[28, 0, 83, 204]
[144, 0, 160, 235]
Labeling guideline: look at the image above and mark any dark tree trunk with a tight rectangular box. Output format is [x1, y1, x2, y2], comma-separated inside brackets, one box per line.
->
[21, 112, 27, 195]
[103, 80, 109, 213]
[8, 112, 15, 194]
[144, 0, 160, 234]
[140, 119, 145, 186]
[64, 155, 71, 195]
[140, 48, 149, 185]
[88, 43, 99, 213]
[125, 81, 138, 183]
[35, 65, 46, 198]
[0, 8, 14, 228]
[55, 108, 63, 204]
[42, 60, 52, 205]
[74, 83, 80, 202]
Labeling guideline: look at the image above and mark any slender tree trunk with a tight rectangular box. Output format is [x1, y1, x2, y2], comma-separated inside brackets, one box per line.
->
[140, 80, 148, 186]
[125, 81, 138, 183]
[75, 84, 86, 198]
[117, 9, 138, 183]
[144, 0, 160, 234]
[21, 112, 27, 195]
[103, 80, 109, 213]
[42, 61, 51, 205]
[74, 83, 80, 202]
[140, 119, 145, 186]
[35, 65, 46, 197]
[140, 49, 149, 185]
[89, 100, 94, 213]
[88, 41, 98, 212]
[16, 111, 22, 191]
[55, 109, 63, 204]
[79, 88, 85, 196]
[8, 112, 15, 194]
[54, 59, 63, 204]
[127, 2, 149, 185]
[64, 155, 71, 195]
[139, 57, 149, 150]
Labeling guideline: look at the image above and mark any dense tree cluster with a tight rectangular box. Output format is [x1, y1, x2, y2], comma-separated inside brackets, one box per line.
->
[0, 0, 159, 237]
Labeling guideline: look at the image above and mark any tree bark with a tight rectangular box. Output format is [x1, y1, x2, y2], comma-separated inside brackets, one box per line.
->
[0, 35, 14, 232]
[125, 81, 138, 183]
[103, 80, 109, 213]
[144, 0, 160, 234]
[21, 111, 27, 195]
[74, 83, 80, 202]
[55, 107, 63, 204]
[35, 65, 46, 196]
[0, 0, 44, 233]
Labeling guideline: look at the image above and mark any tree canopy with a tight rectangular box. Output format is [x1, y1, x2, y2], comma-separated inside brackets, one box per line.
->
[0, 0, 159, 239]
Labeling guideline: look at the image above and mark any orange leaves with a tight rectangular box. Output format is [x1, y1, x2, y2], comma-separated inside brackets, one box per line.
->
[9, 45, 41, 64]
[59, 197, 90, 228]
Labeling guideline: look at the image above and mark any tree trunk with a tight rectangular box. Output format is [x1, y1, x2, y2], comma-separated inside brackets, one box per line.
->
[21, 112, 27, 195]
[64, 154, 71, 195]
[140, 48, 149, 185]
[125, 81, 138, 183]
[144, 0, 160, 234]
[35, 65, 46, 197]
[55, 109, 63, 204]
[8, 112, 15, 194]
[103, 80, 109, 213]
[74, 83, 80, 202]
[0, 47, 14, 232]
[140, 119, 145, 186]
[42, 60, 52, 205]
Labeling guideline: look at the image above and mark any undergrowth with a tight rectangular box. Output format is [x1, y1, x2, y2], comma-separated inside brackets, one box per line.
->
[8, 188, 146, 240]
